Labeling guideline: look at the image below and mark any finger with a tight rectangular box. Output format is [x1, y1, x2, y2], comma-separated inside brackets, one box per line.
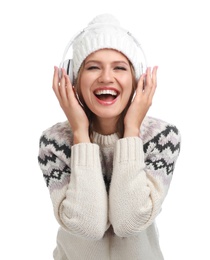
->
[64, 74, 83, 108]
[52, 66, 59, 88]
[136, 73, 146, 95]
[61, 70, 77, 106]
[148, 66, 158, 99]
[64, 74, 75, 99]
[52, 66, 61, 100]
[59, 68, 69, 101]
[151, 66, 158, 87]
[64, 71, 73, 89]
[144, 67, 153, 94]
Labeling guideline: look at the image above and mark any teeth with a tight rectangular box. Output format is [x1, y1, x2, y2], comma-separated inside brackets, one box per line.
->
[95, 89, 117, 96]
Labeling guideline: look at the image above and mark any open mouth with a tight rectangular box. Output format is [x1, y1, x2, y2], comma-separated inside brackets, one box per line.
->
[94, 89, 119, 102]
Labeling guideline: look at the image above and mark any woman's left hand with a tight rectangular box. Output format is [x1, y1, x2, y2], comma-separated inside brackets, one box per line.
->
[123, 66, 158, 137]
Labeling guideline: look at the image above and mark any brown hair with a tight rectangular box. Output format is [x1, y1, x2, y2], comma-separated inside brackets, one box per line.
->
[74, 61, 137, 139]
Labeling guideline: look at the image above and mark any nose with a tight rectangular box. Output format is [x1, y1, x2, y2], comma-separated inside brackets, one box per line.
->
[98, 68, 114, 83]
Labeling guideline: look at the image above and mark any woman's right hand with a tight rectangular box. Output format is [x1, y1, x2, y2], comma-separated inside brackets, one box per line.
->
[123, 66, 158, 138]
[52, 67, 90, 144]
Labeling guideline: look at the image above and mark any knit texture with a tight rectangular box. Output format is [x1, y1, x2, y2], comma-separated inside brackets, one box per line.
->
[72, 14, 143, 80]
[38, 116, 181, 260]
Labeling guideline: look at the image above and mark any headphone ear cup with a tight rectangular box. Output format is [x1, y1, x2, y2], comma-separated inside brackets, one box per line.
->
[59, 59, 74, 84]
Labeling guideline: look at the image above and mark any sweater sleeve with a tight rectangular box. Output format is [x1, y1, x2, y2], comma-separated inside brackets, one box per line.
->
[38, 126, 108, 240]
[109, 125, 181, 237]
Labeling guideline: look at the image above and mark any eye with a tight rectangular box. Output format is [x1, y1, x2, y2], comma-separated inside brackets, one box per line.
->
[87, 66, 100, 70]
[114, 66, 127, 71]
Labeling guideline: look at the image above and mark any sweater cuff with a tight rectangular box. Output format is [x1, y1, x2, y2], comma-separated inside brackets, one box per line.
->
[71, 143, 100, 168]
[115, 137, 145, 164]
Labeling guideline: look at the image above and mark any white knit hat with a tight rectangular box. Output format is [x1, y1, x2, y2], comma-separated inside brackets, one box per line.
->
[72, 14, 146, 81]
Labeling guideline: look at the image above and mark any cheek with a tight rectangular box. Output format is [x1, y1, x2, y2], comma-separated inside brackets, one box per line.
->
[122, 80, 135, 104]
[122, 78, 133, 95]
[80, 86, 88, 102]
[79, 83, 92, 106]
[79, 76, 89, 97]
[80, 72, 98, 100]
[120, 73, 133, 86]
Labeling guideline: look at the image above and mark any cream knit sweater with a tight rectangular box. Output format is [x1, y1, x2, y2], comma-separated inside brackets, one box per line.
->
[38, 116, 181, 260]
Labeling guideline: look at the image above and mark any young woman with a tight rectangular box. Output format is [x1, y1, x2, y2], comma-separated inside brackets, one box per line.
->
[38, 14, 181, 260]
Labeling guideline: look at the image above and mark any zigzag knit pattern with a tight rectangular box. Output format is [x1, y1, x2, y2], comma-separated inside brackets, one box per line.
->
[38, 135, 71, 187]
[38, 116, 180, 190]
[144, 125, 180, 175]
[37, 116, 181, 260]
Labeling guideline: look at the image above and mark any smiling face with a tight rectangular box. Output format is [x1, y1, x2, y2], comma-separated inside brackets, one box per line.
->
[77, 49, 134, 132]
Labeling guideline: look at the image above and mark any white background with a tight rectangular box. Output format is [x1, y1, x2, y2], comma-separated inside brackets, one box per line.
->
[0, 0, 209, 259]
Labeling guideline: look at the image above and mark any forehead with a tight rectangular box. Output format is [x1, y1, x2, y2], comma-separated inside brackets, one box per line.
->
[85, 49, 129, 63]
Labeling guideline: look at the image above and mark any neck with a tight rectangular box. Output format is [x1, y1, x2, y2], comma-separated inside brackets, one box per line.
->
[93, 117, 119, 135]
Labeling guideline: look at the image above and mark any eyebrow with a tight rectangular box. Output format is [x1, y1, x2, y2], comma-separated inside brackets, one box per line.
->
[85, 60, 129, 66]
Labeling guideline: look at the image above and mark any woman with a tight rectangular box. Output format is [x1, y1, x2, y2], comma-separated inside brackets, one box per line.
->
[38, 14, 181, 260]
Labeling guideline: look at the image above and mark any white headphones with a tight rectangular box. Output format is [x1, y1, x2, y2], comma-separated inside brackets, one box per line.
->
[59, 24, 148, 85]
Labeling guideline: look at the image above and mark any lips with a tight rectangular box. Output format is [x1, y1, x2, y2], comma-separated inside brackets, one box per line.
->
[94, 88, 119, 104]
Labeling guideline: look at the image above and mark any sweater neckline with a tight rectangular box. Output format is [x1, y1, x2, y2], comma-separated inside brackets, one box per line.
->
[92, 131, 119, 146]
